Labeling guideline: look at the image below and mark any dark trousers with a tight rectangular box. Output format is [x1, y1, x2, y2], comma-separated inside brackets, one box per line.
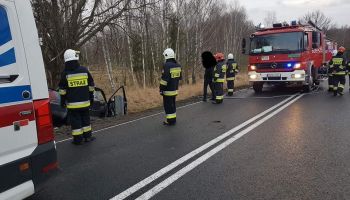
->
[227, 80, 235, 96]
[328, 75, 334, 91]
[69, 108, 92, 143]
[203, 78, 215, 100]
[214, 82, 224, 104]
[333, 75, 346, 95]
[163, 96, 176, 124]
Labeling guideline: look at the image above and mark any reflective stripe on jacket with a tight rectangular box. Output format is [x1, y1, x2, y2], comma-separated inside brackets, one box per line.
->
[160, 59, 182, 96]
[59, 65, 95, 109]
[226, 59, 238, 80]
[213, 61, 227, 83]
[329, 54, 347, 76]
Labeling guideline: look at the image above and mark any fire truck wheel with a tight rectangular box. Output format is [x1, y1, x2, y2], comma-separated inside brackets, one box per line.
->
[253, 82, 263, 93]
[303, 75, 313, 93]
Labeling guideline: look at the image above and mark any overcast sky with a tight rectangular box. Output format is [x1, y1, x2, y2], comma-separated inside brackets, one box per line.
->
[226, 0, 350, 27]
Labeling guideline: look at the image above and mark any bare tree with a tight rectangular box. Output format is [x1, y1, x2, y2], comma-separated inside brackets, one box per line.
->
[32, 0, 254, 90]
[31, 0, 134, 87]
[264, 11, 277, 28]
[300, 10, 332, 31]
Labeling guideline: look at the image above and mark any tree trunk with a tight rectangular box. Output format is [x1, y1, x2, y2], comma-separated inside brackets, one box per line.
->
[102, 31, 116, 91]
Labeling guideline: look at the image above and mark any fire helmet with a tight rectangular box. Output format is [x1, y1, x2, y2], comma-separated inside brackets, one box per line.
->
[227, 53, 234, 60]
[338, 46, 346, 53]
[214, 52, 225, 62]
[64, 49, 80, 62]
[163, 48, 175, 60]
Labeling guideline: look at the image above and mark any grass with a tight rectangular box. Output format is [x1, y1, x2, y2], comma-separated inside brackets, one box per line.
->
[91, 70, 249, 113]
[121, 74, 248, 113]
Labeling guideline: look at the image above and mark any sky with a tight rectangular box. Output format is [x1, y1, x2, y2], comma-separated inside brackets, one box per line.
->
[226, 0, 350, 27]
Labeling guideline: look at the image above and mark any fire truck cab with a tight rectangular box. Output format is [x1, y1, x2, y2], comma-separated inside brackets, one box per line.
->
[243, 21, 334, 93]
[0, 0, 57, 199]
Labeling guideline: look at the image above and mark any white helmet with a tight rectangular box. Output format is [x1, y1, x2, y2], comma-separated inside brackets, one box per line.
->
[163, 48, 175, 60]
[332, 50, 338, 56]
[64, 49, 79, 62]
[228, 53, 234, 60]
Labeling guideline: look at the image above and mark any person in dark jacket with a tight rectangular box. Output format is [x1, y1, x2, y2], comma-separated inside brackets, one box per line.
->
[159, 48, 182, 126]
[327, 50, 338, 92]
[59, 49, 95, 145]
[201, 51, 217, 102]
[329, 46, 347, 96]
[213, 52, 227, 104]
[226, 53, 239, 96]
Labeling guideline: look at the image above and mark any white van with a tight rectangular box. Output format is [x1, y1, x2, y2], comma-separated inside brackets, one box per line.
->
[0, 0, 57, 199]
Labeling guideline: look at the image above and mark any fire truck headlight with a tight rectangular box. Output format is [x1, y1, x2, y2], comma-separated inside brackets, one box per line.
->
[294, 63, 301, 69]
[250, 65, 257, 71]
[249, 74, 258, 80]
[292, 74, 303, 79]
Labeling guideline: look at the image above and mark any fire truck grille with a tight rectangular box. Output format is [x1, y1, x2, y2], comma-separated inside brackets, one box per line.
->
[256, 62, 292, 70]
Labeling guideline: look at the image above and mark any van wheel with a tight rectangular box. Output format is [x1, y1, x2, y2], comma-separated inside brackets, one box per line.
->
[253, 82, 263, 93]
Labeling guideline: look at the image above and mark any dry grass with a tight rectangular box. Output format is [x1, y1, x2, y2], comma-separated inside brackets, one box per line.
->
[91, 70, 249, 113]
[126, 73, 249, 113]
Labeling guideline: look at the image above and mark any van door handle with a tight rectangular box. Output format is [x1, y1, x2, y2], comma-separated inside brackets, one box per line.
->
[20, 110, 33, 116]
[0, 75, 19, 84]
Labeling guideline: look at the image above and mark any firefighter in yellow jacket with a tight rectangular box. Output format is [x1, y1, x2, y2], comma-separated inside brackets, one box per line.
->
[59, 49, 95, 145]
[329, 46, 347, 96]
[213, 53, 227, 104]
[159, 48, 182, 126]
[226, 53, 239, 96]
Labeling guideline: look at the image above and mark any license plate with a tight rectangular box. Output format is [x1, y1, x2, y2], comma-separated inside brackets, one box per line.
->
[267, 73, 281, 77]
[261, 56, 270, 61]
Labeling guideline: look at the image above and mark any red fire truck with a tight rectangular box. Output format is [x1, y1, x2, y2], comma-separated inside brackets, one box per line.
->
[242, 21, 336, 93]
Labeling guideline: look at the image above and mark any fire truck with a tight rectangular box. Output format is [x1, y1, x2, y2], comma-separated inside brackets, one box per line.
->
[242, 21, 336, 93]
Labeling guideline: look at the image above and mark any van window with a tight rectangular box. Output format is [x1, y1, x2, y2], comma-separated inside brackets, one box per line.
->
[0, 6, 16, 68]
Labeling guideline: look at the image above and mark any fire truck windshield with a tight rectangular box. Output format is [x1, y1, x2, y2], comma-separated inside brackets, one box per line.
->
[250, 32, 304, 55]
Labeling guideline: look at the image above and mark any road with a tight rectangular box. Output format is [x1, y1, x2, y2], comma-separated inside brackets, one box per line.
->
[29, 81, 350, 200]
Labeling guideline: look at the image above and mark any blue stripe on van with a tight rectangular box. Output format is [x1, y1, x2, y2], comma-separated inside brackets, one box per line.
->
[0, 48, 16, 67]
[0, 85, 32, 104]
[0, 6, 12, 46]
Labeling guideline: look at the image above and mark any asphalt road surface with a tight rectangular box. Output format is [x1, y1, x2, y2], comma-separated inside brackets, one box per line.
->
[29, 81, 350, 200]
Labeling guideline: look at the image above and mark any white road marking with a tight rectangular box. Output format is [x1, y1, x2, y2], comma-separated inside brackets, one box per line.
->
[135, 94, 304, 200]
[56, 87, 250, 144]
[56, 101, 202, 144]
[110, 94, 297, 200]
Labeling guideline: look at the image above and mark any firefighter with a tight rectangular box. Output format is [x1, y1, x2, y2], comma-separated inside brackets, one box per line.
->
[159, 48, 182, 126]
[226, 53, 239, 96]
[347, 58, 350, 92]
[59, 49, 95, 145]
[213, 52, 227, 104]
[348, 61, 350, 92]
[328, 50, 338, 92]
[329, 46, 347, 96]
[201, 51, 217, 102]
